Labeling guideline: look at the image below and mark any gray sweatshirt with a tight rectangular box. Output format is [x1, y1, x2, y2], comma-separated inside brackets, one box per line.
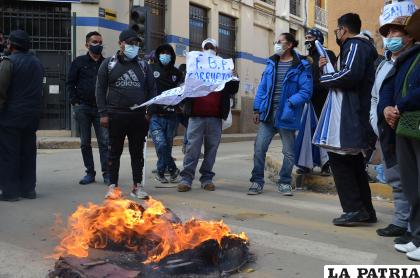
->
[369, 58, 394, 136]
[95, 53, 157, 116]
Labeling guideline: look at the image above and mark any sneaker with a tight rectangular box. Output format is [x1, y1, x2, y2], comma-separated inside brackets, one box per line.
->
[395, 232, 413, 244]
[79, 174, 95, 185]
[376, 224, 407, 237]
[105, 184, 122, 200]
[169, 169, 180, 183]
[177, 183, 191, 192]
[130, 184, 149, 199]
[395, 241, 418, 253]
[21, 190, 37, 199]
[407, 247, 420, 261]
[248, 182, 263, 195]
[278, 183, 293, 196]
[332, 210, 370, 226]
[202, 183, 216, 191]
[155, 173, 169, 184]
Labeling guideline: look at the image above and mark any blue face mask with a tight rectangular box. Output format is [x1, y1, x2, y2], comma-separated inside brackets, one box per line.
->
[124, 44, 139, 59]
[384, 37, 405, 53]
[159, 54, 171, 65]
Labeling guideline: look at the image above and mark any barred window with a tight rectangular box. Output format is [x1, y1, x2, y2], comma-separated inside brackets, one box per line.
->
[290, 0, 301, 17]
[218, 14, 236, 59]
[189, 4, 208, 51]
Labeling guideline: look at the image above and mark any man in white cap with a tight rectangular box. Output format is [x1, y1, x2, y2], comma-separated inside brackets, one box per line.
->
[177, 38, 239, 192]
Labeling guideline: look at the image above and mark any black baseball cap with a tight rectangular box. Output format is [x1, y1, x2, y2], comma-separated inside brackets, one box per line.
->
[119, 29, 141, 43]
[9, 30, 30, 50]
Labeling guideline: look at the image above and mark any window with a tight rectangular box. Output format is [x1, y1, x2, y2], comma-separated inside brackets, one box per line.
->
[218, 14, 236, 59]
[189, 4, 208, 51]
[290, 0, 301, 17]
[289, 28, 297, 38]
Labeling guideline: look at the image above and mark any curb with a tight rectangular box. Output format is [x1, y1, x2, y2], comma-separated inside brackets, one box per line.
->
[266, 154, 392, 200]
[37, 134, 257, 149]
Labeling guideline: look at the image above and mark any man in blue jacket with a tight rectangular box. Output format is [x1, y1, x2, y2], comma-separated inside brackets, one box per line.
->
[319, 13, 378, 226]
[378, 10, 420, 260]
[0, 30, 44, 201]
[249, 33, 313, 196]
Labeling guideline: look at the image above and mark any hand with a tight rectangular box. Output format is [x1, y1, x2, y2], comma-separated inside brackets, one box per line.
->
[253, 113, 260, 125]
[384, 106, 400, 129]
[319, 57, 327, 69]
[100, 116, 109, 128]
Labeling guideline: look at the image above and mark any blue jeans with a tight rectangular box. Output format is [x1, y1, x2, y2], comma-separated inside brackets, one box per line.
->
[177, 114, 189, 146]
[251, 121, 296, 186]
[180, 117, 222, 186]
[150, 114, 178, 174]
[73, 104, 108, 176]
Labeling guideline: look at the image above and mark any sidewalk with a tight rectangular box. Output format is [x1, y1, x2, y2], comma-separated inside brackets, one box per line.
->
[36, 133, 258, 149]
[265, 139, 393, 200]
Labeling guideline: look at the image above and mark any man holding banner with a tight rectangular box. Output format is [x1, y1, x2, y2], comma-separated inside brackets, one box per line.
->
[177, 38, 239, 192]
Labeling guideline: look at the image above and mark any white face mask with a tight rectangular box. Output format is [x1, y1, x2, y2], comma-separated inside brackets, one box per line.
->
[204, 49, 216, 56]
[274, 43, 285, 56]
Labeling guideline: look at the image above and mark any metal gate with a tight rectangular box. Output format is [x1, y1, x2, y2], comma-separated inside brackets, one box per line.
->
[189, 4, 208, 51]
[145, 0, 166, 53]
[0, 0, 72, 130]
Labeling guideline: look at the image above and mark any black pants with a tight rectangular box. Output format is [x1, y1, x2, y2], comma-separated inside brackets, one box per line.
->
[108, 112, 148, 185]
[0, 127, 37, 198]
[396, 136, 420, 245]
[328, 152, 375, 213]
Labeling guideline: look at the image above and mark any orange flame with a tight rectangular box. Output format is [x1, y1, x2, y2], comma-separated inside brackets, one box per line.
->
[53, 197, 248, 263]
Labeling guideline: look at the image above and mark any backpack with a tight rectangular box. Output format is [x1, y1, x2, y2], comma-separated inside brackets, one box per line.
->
[107, 54, 148, 79]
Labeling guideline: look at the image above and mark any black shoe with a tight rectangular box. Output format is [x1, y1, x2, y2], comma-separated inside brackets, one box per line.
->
[169, 168, 180, 183]
[394, 231, 413, 244]
[21, 191, 37, 199]
[320, 163, 331, 176]
[0, 194, 20, 202]
[362, 210, 378, 224]
[333, 210, 370, 226]
[376, 224, 406, 237]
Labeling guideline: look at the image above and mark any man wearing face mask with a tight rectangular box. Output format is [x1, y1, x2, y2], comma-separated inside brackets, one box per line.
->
[370, 16, 413, 242]
[96, 29, 157, 200]
[318, 13, 378, 226]
[301, 28, 336, 176]
[177, 38, 239, 192]
[249, 33, 313, 196]
[67, 31, 109, 186]
[377, 10, 420, 260]
[149, 44, 183, 185]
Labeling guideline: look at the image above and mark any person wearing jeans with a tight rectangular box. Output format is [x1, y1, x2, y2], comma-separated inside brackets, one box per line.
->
[67, 31, 108, 185]
[177, 38, 239, 192]
[249, 32, 312, 196]
[149, 44, 183, 185]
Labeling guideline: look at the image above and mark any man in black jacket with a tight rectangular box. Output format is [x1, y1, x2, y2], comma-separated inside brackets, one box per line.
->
[150, 44, 183, 185]
[67, 31, 109, 185]
[319, 13, 378, 226]
[96, 29, 157, 200]
[0, 30, 44, 201]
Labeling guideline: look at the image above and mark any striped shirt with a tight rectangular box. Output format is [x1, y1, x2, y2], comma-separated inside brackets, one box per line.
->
[272, 61, 292, 113]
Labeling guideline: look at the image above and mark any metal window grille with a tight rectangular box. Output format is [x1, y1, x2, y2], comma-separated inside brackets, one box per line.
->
[144, 0, 166, 53]
[290, 0, 301, 17]
[189, 4, 208, 51]
[260, 0, 275, 5]
[218, 14, 236, 60]
[0, 0, 71, 51]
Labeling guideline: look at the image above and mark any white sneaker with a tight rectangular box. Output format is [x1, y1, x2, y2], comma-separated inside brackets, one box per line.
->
[395, 241, 418, 253]
[130, 184, 149, 199]
[105, 184, 122, 200]
[407, 247, 420, 261]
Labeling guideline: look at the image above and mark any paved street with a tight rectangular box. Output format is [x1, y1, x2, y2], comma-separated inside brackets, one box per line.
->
[0, 141, 414, 278]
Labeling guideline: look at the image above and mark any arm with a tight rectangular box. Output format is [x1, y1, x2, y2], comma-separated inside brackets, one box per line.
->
[288, 64, 313, 107]
[66, 58, 80, 105]
[320, 42, 366, 89]
[0, 59, 13, 111]
[369, 81, 380, 136]
[145, 63, 158, 116]
[253, 65, 269, 112]
[95, 58, 109, 117]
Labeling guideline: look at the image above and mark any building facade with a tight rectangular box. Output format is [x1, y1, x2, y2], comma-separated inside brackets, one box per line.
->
[328, 0, 420, 55]
[0, 0, 328, 133]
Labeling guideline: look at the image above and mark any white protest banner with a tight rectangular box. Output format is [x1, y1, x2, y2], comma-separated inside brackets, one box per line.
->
[380, 0, 417, 26]
[135, 51, 238, 108]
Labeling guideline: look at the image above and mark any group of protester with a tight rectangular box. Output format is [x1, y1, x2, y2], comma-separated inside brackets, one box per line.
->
[0, 8, 419, 262]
